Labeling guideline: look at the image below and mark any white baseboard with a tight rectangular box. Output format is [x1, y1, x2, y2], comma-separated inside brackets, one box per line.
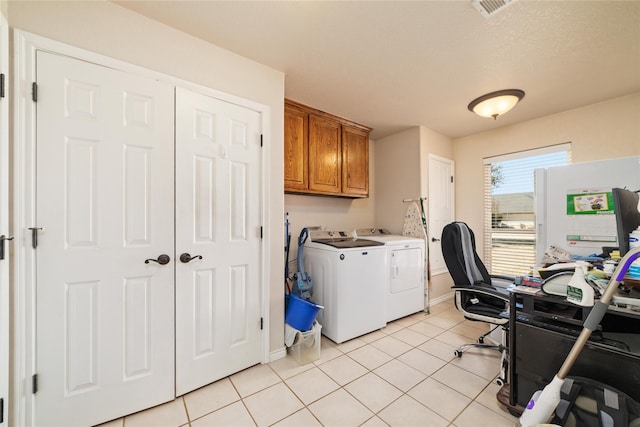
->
[429, 292, 454, 307]
[269, 347, 287, 363]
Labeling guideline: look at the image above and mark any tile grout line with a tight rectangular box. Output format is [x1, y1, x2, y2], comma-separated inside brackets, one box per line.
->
[116, 301, 517, 426]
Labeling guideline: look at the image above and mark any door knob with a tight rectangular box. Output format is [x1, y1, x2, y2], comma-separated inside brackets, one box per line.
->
[180, 253, 203, 263]
[145, 254, 171, 265]
[431, 237, 441, 242]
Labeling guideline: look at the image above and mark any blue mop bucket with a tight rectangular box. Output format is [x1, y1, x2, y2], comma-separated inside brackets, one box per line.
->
[285, 294, 323, 332]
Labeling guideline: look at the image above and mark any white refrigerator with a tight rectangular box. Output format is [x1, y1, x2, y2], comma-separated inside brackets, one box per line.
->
[534, 156, 640, 262]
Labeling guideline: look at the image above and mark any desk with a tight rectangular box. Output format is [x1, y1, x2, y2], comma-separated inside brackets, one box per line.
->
[508, 290, 640, 408]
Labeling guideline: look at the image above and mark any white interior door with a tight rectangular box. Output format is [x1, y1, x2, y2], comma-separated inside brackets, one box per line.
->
[0, 10, 9, 426]
[35, 51, 175, 426]
[428, 154, 455, 275]
[175, 87, 263, 396]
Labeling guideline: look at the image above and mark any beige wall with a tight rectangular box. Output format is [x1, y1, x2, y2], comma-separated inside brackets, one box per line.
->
[375, 127, 422, 233]
[373, 126, 456, 304]
[374, 125, 454, 233]
[453, 93, 640, 258]
[7, 0, 287, 354]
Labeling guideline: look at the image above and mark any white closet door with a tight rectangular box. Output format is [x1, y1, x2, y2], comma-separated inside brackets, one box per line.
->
[175, 87, 263, 396]
[35, 51, 175, 426]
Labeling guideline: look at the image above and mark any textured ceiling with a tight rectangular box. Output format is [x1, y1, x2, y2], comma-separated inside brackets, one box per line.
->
[113, 0, 640, 139]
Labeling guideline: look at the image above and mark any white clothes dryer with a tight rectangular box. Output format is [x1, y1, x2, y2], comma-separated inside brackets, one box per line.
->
[355, 228, 425, 322]
[303, 230, 387, 343]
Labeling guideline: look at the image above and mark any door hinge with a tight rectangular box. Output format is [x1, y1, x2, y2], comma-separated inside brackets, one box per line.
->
[260, 134, 263, 147]
[450, 176, 454, 183]
[260, 317, 263, 330]
[260, 226, 263, 239]
[0, 397, 4, 423]
[28, 227, 43, 249]
[0, 74, 5, 98]
[32, 374, 38, 394]
[0, 235, 14, 260]
[32, 82, 38, 102]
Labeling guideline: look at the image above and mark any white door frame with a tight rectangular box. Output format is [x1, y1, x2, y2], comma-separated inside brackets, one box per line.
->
[0, 10, 10, 426]
[12, 30, 271, 426]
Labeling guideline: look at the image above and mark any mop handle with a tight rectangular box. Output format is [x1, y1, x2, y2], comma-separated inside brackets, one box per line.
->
[557, 246, 640, 379]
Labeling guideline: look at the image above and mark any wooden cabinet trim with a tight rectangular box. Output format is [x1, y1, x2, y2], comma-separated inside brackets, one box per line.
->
[285, 98, 371, 133]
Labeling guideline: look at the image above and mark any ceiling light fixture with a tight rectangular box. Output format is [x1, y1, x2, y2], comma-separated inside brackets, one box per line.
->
[468, 89, 525, 120]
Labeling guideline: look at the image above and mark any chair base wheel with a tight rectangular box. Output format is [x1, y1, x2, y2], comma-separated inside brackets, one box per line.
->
[496, 378, 504, 386]
[454, 350, 462, 357]
[478, 337, 484, 344]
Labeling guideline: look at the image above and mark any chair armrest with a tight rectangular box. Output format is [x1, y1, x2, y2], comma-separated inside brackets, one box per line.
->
[451, 285, 510, 304]
[491, 274, 516, 281]
[490, 275, 516, 290]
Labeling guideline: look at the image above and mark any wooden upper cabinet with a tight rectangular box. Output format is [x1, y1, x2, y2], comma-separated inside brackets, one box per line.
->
[284, 99, 371, 198]
[341, 125, 369, 196]
[284, 104, 308, 191]
[309, 114, 341, 194]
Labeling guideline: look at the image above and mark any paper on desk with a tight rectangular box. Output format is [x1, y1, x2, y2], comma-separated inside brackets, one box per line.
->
[542, 245, 573, 263]
[513, 285, 541, 295]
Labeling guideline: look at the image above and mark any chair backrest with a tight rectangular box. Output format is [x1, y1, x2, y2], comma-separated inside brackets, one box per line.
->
[441, 221, 492, 287]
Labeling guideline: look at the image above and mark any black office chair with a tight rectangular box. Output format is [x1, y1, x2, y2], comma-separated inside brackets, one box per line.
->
[441, 221, 514, 386]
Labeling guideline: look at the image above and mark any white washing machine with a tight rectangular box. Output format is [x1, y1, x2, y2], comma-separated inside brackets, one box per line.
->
[355, 228, 425, 322]
[303, 230, 387, 343]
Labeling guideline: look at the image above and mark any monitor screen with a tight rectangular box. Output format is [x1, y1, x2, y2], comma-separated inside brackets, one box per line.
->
[612, 187, 640, 256]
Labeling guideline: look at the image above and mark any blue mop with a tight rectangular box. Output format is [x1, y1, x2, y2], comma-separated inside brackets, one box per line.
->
[292, 228, 313, 300]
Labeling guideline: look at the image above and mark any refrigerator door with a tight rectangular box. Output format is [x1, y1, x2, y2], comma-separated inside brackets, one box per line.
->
[535, 156, 640, 262]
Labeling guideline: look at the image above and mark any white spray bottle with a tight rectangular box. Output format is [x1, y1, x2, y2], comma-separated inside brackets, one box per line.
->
[566, 261, 594, 307]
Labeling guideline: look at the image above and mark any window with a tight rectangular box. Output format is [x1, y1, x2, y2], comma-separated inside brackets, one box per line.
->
[483, 144, 571, 275]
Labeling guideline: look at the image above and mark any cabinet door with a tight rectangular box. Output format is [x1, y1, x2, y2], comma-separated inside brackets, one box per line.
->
[284, 105, 308, 191]
[341, 125, 369, 196]
[309, 114, 341, 194]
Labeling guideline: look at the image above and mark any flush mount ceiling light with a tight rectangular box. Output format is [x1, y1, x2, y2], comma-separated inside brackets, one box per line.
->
[468, 89, 525, 120]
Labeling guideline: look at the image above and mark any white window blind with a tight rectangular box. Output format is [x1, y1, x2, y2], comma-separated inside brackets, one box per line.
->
[483, 144, 571, 275]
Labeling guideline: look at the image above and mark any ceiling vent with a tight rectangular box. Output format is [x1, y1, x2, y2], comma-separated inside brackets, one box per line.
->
[471, 0, 516, 18]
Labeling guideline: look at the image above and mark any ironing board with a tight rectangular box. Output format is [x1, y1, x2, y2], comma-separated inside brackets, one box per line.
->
[402, 201, 430, 313]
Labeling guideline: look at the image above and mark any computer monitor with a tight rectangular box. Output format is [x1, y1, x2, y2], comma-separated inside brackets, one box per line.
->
[612, 187, 640, 256]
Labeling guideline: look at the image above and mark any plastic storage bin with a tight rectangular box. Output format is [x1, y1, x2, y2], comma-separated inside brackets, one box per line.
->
[288, 321, 322, 365]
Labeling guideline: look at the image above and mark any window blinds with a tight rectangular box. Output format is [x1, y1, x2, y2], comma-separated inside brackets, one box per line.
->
[483, 144, 571, 275]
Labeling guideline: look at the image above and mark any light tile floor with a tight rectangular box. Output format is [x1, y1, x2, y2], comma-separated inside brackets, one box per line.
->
[100, 299, 518, 427]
